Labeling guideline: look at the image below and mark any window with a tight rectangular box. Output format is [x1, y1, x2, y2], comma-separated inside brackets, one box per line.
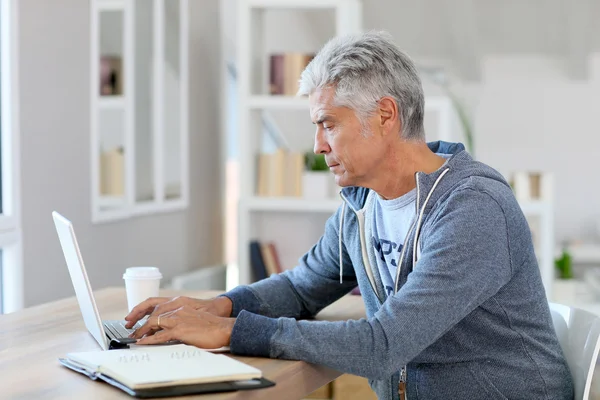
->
[0, 0, 22, 313]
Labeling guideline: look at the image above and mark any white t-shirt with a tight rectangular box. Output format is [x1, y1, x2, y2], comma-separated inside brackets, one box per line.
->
[370, 189, 416, 297]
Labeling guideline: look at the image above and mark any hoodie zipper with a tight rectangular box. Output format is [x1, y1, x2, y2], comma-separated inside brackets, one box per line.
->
[399, 367, 407, 400]
[339, 167, 449, 400]
[395, 174, 420, 400]
[394, 168, 450, 400]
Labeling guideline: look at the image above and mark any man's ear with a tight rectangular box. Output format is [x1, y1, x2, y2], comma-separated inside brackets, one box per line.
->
[378, 97, 399, 136]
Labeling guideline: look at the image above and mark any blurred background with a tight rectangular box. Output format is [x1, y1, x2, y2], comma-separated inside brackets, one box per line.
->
[0, 0, 599, 322]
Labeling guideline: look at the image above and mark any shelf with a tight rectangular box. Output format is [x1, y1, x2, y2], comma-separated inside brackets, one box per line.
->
[243, 197, 342, 213]
[424, 96, 452, 111]
[98, 195, 126, 208]
[243, 198, 550, 216]
[565, 244, 600, 264]
[98, 96, 125, 109]
[96, 0, 125, 11]
[93, 198, 188, 223]
[247, 0, 347, 9]
[248, 95, 309, 110]
[519, 200, 552, 215]
[247, 95, 453, 112]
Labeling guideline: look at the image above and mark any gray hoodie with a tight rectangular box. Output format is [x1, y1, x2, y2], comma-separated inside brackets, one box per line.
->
[224, 141, 573, 399]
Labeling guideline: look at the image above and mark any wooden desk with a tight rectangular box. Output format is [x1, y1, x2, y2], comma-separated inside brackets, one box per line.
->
[0, 287, 367, 399]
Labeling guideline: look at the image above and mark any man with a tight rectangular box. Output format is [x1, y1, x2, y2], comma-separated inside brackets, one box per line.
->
[125, 31, 573, 399]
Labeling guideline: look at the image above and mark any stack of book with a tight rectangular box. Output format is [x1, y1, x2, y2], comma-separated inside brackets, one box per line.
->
[256, 149, 305, 197]
[249, 240, 283, 282]
[100, 147, 125, 196]
[269, 53, 315, 96]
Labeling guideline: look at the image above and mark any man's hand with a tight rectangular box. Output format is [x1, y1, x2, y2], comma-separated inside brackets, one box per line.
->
[133, 306, 235, 349]
[124, 295, 233, 329]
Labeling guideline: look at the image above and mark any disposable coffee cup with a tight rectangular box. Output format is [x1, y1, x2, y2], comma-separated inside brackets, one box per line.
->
[123, 267, 163, 312]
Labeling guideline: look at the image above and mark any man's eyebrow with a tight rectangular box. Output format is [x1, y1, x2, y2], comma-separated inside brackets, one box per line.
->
[313, 115, 331, 125]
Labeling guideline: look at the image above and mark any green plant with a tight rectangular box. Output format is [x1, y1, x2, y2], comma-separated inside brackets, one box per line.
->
[305, 152, 328, 172]
[555, 249, 574, 280]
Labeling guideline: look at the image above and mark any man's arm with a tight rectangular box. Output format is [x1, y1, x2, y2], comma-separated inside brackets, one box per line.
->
[222, 205, 358, 319]
[228, 188, 515, 379]
[127, 206, 354, 333]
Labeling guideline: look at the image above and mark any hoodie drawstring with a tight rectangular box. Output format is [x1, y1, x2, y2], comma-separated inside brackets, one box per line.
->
[338, 168, 450, 287]
[412, 168, 450, 266]
[339, 201, 346, 283]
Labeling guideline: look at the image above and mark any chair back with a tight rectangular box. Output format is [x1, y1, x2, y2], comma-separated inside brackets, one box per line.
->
[549, 302, 600, 400]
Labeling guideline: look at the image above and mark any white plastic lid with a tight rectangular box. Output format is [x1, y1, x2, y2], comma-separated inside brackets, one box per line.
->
[123, 266, 163, 280]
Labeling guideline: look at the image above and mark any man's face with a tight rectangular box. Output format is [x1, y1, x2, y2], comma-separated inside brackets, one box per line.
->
[309, 87, 385, 188]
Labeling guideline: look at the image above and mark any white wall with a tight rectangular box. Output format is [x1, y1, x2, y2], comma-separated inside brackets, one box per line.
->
[470, 55, 600, 243]
[18, 0, 223, 307]
[133, 0, 154, 200]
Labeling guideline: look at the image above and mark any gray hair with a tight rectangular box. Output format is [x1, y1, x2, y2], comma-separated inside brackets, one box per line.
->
[298, 31, 425, 141]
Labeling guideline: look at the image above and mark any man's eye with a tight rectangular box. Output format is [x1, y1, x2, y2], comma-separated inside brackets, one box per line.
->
[323, 125, 333, 131]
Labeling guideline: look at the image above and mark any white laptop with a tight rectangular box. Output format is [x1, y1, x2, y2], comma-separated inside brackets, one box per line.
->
[52, 211, 143, 350]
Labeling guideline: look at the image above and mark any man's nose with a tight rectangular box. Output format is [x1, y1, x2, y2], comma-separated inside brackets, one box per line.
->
[313, 128, 330, 155]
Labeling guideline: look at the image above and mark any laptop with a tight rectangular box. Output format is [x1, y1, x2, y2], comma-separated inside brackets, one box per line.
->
[52, 211, 143, 350]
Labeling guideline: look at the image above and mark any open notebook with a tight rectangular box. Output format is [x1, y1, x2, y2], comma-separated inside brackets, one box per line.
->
[59, 344, 274, 398]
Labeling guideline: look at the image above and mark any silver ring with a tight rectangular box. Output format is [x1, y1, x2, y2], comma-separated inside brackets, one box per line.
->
[157, 315, 161, 328]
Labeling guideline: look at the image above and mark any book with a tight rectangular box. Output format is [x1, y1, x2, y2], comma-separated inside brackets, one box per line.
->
[269, 54, 285, 95]
[256, 150, 304, 198]
[284, 151, 304, 197]
[271, 148, 286, 196]
[257, 153, 270, 197]
[268, 242, 284, 273]
[59, 344, 274, 397]
[269, 52, 315, 96]
[249, 240, 268, 282]
[261, 242, 279, 276]
[100, 147, 125, 196]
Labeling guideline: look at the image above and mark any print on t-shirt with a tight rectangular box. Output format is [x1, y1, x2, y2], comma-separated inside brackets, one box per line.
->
[371, 237, 403, 296]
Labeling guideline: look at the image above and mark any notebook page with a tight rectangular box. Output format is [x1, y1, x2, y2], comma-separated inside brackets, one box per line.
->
[65, 344, 261, 389]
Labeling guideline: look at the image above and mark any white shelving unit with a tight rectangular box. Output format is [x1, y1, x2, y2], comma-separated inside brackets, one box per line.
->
[511, 172, 556, 299]
[248, 95, 310, 109]
[98, 96, 126, 109]
[519, 199, 554, 299]
[90, 0, 189, 223]
[236, 0, 363, 285]
[569, 245, 600, 265]
[242, 197, 343, 213]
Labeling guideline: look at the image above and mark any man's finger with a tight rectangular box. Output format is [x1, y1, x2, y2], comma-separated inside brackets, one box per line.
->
[130, 314, 160, 339]
[130, 311, 176, 338]
[136, 329, 175, 345]
[146, 298, 185, 322]
[124, 297, 165, 327]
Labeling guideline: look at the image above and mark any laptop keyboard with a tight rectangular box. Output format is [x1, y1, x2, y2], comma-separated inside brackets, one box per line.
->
[103, 320, 142, 340]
